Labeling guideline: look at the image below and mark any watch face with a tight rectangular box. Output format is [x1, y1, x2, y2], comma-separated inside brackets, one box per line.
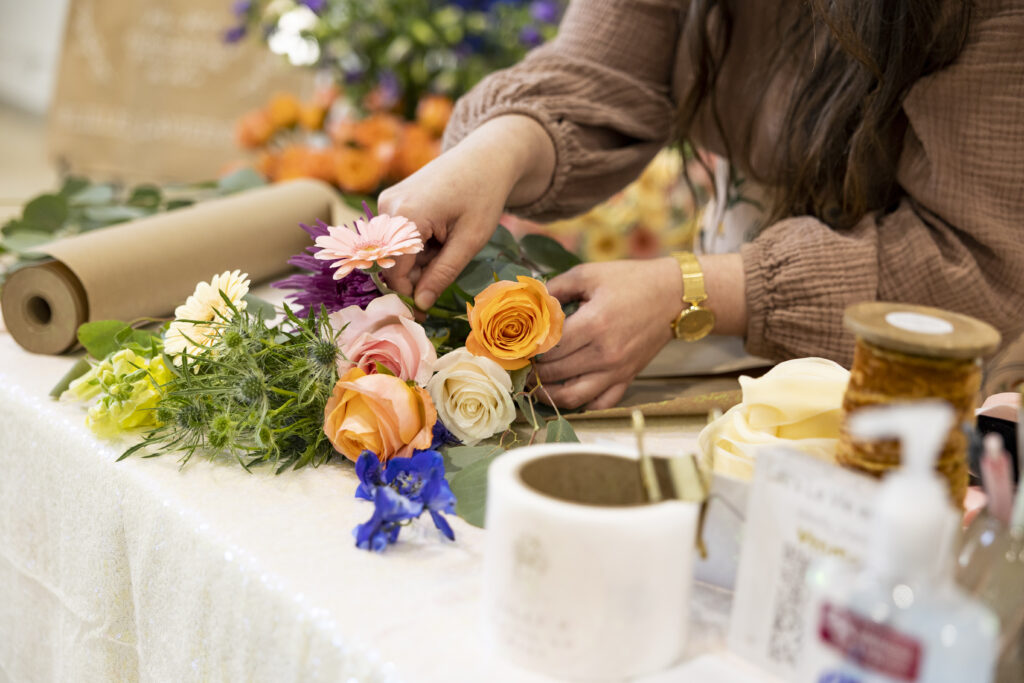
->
[674, 308, 716, 341]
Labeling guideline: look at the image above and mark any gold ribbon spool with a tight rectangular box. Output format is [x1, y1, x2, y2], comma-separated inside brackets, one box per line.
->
[837, 303, 1001, 507]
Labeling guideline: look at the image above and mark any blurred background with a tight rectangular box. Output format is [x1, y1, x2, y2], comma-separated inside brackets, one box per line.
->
[0, 0, 706, 267]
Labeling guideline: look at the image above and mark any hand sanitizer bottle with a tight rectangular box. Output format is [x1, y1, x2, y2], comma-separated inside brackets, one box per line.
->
[799, 402, 1000, 683]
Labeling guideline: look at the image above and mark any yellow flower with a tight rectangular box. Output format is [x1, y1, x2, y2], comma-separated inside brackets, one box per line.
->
[65, 350, 172, 438]
[583, 227, 627, 262]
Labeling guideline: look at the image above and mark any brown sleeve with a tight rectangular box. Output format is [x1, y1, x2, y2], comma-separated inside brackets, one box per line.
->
[741, 2, 1024, 366]
[442, 0, 683, 221]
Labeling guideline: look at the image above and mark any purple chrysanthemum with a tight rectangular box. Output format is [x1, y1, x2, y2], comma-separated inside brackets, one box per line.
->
[272, 220, 380, 317]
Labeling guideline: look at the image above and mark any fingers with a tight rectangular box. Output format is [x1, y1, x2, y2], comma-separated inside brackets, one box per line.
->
[544, 266, 588, 305]
[534, 343, 599, 383]
[538, 372, 618, 410]
[585, 382, 628, 411]
[384, 254, 416, 295]
[536, 301, 598, 363]
[414, 215, 490, 310]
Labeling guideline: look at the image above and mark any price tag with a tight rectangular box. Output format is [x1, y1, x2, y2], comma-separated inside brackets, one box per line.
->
[727, 448, 879, 680]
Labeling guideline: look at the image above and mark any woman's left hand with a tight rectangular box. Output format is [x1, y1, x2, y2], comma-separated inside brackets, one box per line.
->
[534, 258, 684, 410]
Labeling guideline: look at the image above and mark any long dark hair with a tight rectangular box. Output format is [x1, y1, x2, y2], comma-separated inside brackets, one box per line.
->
[678, 0, 971, 230]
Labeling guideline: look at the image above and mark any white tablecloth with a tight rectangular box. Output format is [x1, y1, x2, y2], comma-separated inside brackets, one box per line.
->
[0, 330, 732, 683]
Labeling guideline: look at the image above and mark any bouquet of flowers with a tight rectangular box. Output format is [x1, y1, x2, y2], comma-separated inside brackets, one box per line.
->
[58, 205, 582, 552]
[225, 0, 563, 118]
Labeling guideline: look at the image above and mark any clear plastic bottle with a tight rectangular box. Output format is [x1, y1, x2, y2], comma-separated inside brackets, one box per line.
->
[799, 402, 1000, 683]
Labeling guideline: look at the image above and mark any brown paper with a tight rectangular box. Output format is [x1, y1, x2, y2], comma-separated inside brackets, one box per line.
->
[565, 377, 743, 420]
[48, 0, 315, 183]
[2, 179, 358, 354]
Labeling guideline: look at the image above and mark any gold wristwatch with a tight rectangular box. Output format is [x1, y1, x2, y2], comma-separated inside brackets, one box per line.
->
[670, 252, 716, 342]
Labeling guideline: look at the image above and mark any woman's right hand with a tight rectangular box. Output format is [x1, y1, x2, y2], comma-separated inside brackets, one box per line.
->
[379, 114, 556, 311]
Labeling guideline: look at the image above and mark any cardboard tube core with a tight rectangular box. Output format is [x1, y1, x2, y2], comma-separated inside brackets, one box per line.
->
[1, 259, 88, 355]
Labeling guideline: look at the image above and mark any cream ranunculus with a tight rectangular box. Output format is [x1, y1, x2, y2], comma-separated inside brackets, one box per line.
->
[427, 348, 516, 446]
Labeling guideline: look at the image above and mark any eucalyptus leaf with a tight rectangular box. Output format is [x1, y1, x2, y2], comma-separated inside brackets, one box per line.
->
[83, 205, 152, 225]
[164, 199, 194, 211]
[449, 451, 500, 528]
[545, 417, 579, 443]
[59, 176, 90, 198]
[446, 444, 503, 470]
[69, 184, 115, 205]
[243, 293, 277, 320]
[516, 393, 541, 430]
[217, 168, 266, 195]
[488, 224, 520, 257]
[128, 185, 162, 209]
[520, 234, 582, 273]
[49, 357, 92, 399]
[497, 263, 532, 282]
[2, 229, 53, 254]
[510, 366, 531, 395]
[77, 320, 130, 359]
[455, 259, 496, 296]
[23, 194, 68, 233]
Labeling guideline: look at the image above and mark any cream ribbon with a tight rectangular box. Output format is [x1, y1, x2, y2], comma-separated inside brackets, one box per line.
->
[698, 357, 850, 480]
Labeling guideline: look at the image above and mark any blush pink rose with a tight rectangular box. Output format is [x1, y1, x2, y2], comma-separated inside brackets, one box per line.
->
[330, 294, 437, 384]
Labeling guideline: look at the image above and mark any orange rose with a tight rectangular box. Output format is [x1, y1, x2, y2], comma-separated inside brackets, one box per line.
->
[236, 110, 274, 149]
[416, 95, 453, 137]
[267, 92, 301, 128]
[334, 147, 386, 194]
[324, 367, 437, 462]
[273, 146, 334, 182]
[466, 276, 565, 370]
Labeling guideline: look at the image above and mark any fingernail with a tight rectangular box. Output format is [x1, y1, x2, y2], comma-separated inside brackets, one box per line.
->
[415, 290, 436, 311]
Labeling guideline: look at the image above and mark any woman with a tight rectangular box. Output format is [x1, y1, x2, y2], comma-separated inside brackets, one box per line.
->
[380, 0, 1024, 410]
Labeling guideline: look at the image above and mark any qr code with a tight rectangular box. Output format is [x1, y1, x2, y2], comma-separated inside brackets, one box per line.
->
[767, 542, 813, 667]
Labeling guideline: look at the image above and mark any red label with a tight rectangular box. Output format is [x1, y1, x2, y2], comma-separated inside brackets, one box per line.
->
[818, 603, 922, 681]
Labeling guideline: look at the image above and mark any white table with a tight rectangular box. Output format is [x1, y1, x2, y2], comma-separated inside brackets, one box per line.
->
[0, 328, 734, 682]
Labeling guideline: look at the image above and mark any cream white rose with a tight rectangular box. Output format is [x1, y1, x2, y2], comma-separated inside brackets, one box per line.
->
[427, 348, 516, 446]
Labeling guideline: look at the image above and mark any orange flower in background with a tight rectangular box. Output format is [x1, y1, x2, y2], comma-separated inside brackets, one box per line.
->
[236, 110, 274, 149]
[466, 276, 565, 371]
[354, 114, 403, 149]
[273, 146, 334, 183]
[323, 367, 437, 462]
[416, 95, 453, 137]
[327, 118, 358, 146]
[391, 124, 440, 180]
[334, 147, 386, 194]
[267, 92, 301, 129]
[299, 104, 327, 131]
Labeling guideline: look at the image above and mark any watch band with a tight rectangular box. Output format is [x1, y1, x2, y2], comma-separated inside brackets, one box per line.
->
[672, 252, 707, 305]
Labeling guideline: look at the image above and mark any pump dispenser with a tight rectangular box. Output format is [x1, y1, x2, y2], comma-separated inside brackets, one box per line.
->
[799, 401, 999, 683]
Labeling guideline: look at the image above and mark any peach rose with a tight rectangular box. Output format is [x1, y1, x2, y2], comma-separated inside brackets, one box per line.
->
[330, 294, 437, 385]
[466, 276, 565, 370]
[324, 367, 437, 462]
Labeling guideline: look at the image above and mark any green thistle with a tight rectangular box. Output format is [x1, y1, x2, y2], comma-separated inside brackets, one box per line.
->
[120, 303, 340, 473]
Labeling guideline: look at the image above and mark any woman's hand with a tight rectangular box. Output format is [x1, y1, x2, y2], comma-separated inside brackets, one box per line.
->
[379, 114, 556, 311]
[534, 257, 684, 410]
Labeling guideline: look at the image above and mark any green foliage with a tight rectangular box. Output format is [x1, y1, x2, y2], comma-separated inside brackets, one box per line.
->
[119, 304, 340, 473]
[235, 1, 563, 118]
[545, 416, 579, 443]
[448, 450, 501, 528]
[0, 173, 267, 286]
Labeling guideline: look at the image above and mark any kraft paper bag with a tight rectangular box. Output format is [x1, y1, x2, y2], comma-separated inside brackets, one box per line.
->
[48, 0, 314, 183]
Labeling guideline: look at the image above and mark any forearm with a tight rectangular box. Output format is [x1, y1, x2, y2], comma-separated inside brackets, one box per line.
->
[448, 114, 556, 208]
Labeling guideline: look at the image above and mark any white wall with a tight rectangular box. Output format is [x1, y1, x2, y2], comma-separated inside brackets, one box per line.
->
[0, 0, 70, 113]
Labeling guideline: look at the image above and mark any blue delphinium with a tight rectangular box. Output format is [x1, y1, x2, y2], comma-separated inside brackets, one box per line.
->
[352, 449, 457, 552]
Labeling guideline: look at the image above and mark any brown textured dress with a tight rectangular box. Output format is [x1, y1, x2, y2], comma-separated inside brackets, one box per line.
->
[442, 0, 1024, 367]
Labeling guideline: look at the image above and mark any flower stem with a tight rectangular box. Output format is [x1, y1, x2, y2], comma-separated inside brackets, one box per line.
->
[367, 269, 463, 320]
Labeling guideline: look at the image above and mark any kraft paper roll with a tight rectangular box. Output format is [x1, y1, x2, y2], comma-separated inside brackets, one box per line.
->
[483, 443, 699, 680]
[1, 179, 358, 354]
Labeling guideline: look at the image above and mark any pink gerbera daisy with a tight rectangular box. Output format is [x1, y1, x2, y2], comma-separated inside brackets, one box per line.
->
[313, 213, 423, 279]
